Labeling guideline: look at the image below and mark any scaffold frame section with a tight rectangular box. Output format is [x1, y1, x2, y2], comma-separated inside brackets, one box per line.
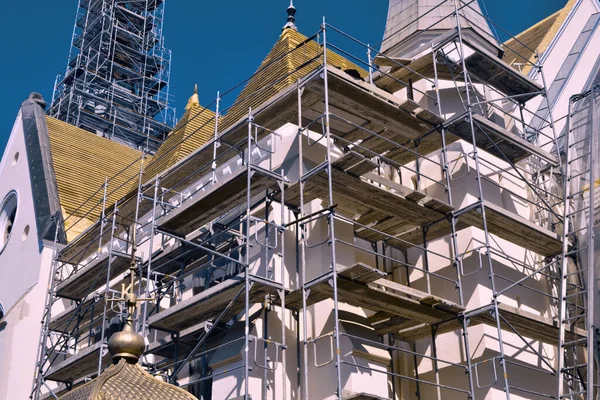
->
[49, 0, 175, 152]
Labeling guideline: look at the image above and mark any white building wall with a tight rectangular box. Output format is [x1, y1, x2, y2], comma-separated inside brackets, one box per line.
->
[0, 110, 57, 400]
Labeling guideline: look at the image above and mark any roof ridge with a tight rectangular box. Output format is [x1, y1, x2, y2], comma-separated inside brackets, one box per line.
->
[504, 10, 562, 44]
[503, 0, 576, 73]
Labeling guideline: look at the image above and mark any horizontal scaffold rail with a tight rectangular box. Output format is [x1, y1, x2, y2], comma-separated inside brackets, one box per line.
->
[394, 303, 586, 345]
[45, 342, 110, 383]
[56, 251, 138, 300]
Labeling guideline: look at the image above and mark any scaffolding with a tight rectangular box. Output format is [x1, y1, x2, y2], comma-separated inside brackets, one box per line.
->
[30, 1, 599, 399]
[48, 0, 175, 152]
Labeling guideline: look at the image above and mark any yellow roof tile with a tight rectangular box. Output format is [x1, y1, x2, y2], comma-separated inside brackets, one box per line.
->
[222, 28, 367, 129]
[143, 28, 365, 183]
[142, 103, 217, 183]
[504, 0, 576, 74]
[46, 116, 144, 229]
[48, 28, 366, 242]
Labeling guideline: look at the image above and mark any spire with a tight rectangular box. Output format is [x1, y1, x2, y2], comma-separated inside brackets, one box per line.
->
[282, 0, 297, 31]
[185, 83, 200, 111]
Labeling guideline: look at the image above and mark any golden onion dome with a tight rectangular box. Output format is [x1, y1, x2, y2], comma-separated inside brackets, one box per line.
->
[59, 223, 197, 399]
[107, 322, 145, 362]
[58, 324, 197, 400]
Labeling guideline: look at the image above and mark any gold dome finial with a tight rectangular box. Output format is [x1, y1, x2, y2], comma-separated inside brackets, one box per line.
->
[185, 83, 200, 110]
[108, 321, 145, 362]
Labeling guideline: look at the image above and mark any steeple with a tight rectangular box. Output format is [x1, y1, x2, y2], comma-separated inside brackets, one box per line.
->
[282, 0, 297, 31]
[48, 0, 174, 152]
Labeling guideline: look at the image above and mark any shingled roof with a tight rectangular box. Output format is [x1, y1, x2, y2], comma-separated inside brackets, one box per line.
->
[503, 0, 577, 75]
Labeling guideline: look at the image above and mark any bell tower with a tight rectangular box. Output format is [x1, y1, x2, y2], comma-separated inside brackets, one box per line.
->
[48, 0, 175, 152]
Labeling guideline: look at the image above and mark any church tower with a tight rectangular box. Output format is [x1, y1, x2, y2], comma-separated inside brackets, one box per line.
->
[48, 0, 174, 152]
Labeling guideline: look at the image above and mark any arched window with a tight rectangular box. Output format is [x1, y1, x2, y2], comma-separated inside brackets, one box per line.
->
[0, 191, 18, 254]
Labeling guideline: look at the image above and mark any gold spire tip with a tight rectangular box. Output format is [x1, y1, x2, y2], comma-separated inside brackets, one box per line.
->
[186, 83, 200, 110]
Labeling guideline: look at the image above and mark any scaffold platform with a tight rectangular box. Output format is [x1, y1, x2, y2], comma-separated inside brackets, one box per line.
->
[45, 342, 110, 383]
[157, 169, 282, 237]
[392, 302, 586, 345]
[56, 251, 136, 300]
[286, 152, 452, 235]
[148, 273, 279, 332]
[375, 32, 543, 102]
[146, 321, 225, 358]
[446, 112, 559, 166]
[287, 263, 463, 327]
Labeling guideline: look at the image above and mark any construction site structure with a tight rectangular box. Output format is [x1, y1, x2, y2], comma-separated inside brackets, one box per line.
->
[48, 0, 175, 152]
[27, 1, 600, 399]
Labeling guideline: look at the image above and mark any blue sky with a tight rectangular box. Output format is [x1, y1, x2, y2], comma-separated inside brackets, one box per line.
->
[0, 0, 567, 152]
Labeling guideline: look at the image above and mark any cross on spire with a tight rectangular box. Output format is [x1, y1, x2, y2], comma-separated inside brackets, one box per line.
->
[106, 227, 153, 362]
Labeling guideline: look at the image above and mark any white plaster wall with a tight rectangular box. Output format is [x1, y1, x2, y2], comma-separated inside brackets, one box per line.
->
[0, 247, 53, 400]
[0, 111, 46, 312]
[525, 0, 600, 152]
[209, 306, 298, 400]
[0, 111, 57, 399]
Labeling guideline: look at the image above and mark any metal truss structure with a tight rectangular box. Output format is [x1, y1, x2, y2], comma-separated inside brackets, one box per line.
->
[31, 1, 599, 399]
[48, 0, 175, 152]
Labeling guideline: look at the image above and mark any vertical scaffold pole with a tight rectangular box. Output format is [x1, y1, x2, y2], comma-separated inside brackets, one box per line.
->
[453, 1, 510, 398]
[586, 87, 597, 400]
[97, 203, 118, 375]
[367, 44, 374, 86]
[245, 107, 254, 400]
[97, 178, 108, 252]
[298, 81, 310, 400]
[141, 174, 159, 337]
[213, 91, 221, 184]
[322, 17, 344, 399]
[432, 35, 475, 399]
[557, 96, 573, 399]
[280, 167, 288, 400]
[30, 221, 63, 400]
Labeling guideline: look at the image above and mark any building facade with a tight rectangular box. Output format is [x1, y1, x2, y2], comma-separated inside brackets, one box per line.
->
[0, 1, 599, 399]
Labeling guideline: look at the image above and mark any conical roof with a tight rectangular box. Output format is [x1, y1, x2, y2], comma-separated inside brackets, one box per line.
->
[58, 358, 197, 400]
[221, 28, 367, 130]
[380, 0, 498, 58]
[142, 86, 217, 182]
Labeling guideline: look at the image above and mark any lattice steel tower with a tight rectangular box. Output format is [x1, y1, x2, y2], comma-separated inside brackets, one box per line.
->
[49, 0, 174, 152]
